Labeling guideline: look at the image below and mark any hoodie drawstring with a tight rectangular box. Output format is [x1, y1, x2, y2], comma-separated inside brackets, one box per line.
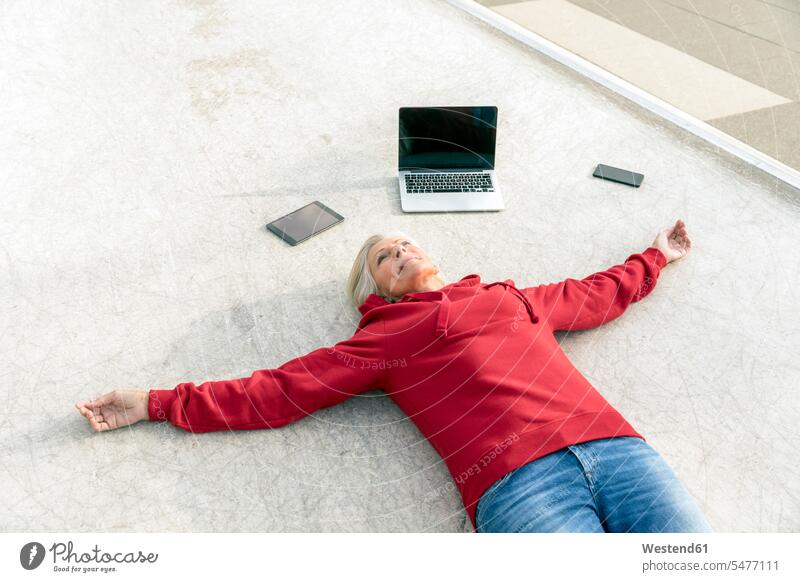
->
[485, 281, 539, 326]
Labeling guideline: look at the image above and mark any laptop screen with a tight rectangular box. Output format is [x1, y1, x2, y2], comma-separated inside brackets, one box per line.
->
[399, 106, 497, 171]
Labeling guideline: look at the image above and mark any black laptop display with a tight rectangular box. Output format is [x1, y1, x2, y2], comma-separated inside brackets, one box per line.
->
[399, 106, 497, 171]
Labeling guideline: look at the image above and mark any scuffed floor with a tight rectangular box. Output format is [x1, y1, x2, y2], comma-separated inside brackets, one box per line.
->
[1, 0, 798, 532]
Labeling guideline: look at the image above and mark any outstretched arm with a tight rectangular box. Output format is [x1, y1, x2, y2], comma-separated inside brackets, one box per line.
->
[523, 219, 691, 332]
[75, 324, 388, 433]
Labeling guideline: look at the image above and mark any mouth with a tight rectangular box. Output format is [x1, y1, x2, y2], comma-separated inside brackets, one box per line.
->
[398, 256, 419, 274]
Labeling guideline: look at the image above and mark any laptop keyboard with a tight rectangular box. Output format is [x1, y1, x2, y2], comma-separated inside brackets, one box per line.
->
[404, 173, 494, 193]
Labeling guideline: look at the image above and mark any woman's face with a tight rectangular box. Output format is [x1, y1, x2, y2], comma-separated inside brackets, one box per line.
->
[367, 237, 440, 300]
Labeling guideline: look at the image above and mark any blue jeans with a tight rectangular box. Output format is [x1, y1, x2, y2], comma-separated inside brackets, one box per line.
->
[476, 436, 713, 533]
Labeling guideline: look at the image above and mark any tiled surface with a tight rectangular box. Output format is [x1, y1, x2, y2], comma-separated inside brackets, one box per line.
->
[478, 0, 800, 170]
[709, 101, 800, 161]
[765, 0, 800, 12]
[2, 0, 800, 533]
[567, 0, 800, 101]
[490, 0, 791, 120]
[661, 0, 776, 27]
[658, 0, 800, 51]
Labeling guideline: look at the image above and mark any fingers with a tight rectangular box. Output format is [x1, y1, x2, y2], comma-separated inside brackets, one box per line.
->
[75, 391, 117, 412]
[670, 219, 686, 237]
[89, 416, 109, 432]
[654, 219, 691, 260]
[668, 220, 690, 246]
[74, 401, 110, 432]
[92, 391, 118, 407]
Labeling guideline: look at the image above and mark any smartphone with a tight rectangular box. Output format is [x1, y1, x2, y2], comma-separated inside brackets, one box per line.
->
[593, 163, 644, 187]
[266, 201, 344, 246]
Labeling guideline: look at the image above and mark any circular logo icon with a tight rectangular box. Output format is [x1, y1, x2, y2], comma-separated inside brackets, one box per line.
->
[20, 542, 46, 570]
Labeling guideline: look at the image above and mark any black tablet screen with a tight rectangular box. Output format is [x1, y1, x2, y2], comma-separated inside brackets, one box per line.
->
[269, 202, 342, 244]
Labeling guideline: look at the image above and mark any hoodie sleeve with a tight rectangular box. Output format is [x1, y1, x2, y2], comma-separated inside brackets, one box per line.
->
[523, 246, 668, 332]
[147, 323, 387, 433]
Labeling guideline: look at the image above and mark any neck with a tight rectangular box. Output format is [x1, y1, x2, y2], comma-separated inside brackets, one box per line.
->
[388, 274, 445, 302]
[414, 274, 446, 293]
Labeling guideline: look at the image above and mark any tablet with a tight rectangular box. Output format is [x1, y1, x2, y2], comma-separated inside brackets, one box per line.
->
[266, 201, 344, 246]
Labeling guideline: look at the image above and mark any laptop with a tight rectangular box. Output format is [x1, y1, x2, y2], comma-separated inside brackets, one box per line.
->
[398, 106, 504, 213]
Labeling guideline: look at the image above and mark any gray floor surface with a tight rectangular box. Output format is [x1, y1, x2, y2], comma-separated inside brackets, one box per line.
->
[1, 0, 798, 532]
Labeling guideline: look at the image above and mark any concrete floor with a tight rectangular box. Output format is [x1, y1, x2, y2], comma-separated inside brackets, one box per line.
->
[1, 0, 798, 533]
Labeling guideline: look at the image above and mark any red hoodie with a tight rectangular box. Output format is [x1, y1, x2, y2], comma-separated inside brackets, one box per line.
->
[148, 245, 668, 531]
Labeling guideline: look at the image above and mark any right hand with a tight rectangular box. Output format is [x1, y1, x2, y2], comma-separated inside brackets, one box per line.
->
[75, 389, 149, 432]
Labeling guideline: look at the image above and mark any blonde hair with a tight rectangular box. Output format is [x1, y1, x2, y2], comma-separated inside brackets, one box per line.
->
[346, 232, 447, 307]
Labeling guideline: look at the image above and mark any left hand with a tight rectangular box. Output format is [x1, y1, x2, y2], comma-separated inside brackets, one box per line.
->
[652, 219, 692, 263]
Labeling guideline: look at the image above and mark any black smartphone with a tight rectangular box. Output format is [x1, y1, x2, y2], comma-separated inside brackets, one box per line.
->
[593, 163, 644, 187]
[266, 201, 344, 246]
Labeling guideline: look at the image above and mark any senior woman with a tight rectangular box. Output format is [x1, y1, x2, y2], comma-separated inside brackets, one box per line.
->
[75, 219, 712, 533]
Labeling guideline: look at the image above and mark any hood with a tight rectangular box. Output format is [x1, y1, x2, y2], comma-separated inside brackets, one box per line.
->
[357, 274, 538, 337]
